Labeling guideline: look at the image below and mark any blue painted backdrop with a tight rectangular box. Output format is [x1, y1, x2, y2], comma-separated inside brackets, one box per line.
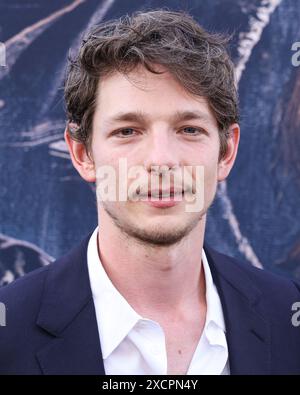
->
[0, 0, 299, 285]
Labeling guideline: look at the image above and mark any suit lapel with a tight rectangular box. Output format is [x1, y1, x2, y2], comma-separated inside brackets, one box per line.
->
[36, 234, 105, 375]
[204, 245, 271, 375]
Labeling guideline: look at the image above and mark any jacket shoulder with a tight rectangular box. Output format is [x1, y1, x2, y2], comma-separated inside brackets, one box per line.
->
[0, 232, 92, 312]
[205, 245, 300, 306]
[229, 252, 300, 295]
[0, 264, 50, 311]
[0, 234, 91, 374]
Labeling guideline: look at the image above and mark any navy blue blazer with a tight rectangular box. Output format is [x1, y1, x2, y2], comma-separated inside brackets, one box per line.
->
[0, 233, 300, 375]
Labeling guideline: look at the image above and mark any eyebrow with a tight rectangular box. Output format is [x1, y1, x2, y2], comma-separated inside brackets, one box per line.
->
[105, 110, 214, 125]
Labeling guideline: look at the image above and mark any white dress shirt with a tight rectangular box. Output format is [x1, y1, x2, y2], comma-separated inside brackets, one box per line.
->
[87, 226, 230, 375]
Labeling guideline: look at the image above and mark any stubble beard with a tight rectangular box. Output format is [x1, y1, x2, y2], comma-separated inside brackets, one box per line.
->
[100, 200, 208, 248]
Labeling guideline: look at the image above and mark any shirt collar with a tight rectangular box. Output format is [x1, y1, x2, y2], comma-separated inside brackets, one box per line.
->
[87, 226, 226, 359]
[202, 246, 226, 333]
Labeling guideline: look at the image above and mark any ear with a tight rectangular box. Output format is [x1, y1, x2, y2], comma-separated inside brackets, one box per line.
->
[217, 123, 240, 182]
[64, 124, 96, 183]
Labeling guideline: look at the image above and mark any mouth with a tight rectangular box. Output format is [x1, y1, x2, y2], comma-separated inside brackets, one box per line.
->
[146, 190, 184, 199]
[134, 188, 185, 208]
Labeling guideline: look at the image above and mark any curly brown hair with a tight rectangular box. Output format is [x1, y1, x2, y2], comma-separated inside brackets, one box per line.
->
[64, 9, 239, 161]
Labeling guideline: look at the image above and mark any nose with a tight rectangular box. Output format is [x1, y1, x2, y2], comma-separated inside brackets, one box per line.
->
[143, 128, 180, 173]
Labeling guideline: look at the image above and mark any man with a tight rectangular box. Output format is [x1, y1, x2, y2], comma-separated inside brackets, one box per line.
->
[0, 9, 299, 375]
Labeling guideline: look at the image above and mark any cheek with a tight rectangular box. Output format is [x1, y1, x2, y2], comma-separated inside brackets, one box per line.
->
[198, 156, 219, 203]
[92, 143, 119, 170]
[204, 166, 218, 193]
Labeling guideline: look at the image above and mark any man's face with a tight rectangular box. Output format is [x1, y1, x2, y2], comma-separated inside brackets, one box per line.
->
[90, 65, 231, 246]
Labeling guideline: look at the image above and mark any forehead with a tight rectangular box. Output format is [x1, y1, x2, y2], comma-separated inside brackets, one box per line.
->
[94, 65, 217, 126]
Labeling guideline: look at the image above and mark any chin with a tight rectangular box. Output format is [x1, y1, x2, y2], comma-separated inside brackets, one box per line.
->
[127, 216, 201, 247]
[128, 227, 189, 247]
[102, 202, 203, 246]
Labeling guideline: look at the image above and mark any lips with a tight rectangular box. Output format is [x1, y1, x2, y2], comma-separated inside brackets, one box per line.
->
[147, 189, 184, 198]
[134, 185, 185, 200]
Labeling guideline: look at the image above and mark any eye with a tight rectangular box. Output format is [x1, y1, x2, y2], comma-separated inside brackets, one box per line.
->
[181, 126, 206, 136]
[113, 128, 138, 138]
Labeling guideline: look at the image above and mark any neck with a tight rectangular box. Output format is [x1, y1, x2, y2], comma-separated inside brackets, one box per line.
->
[97, 209, 207, 320]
